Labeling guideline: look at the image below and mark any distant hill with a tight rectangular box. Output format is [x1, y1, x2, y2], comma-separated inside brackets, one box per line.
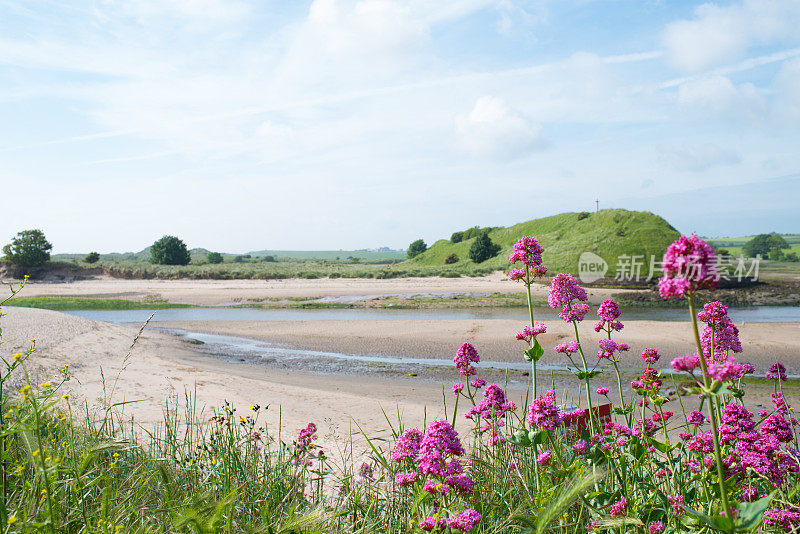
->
[409, 209, 680, 275]
[247, 250, 406, 261]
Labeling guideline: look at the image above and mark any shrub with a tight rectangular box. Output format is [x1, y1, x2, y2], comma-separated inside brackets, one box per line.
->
[769, 247, 785, 261]
[407, 239, 427, 259]
[233, 255, 245, 263]
[84, 251, 100, 264]
[743, 233, 789, 257]
[262, 255, 276, 262]
[150, 236, 191, 265]
[444, 253, 459, 264]
[786, 252, 799, 262]
[450, 231, 464, 243]
[206, 252, 224, 264]
[577, 211, 590, 220]
[3, 229, 52, 269]
[468, 233, 500, 263]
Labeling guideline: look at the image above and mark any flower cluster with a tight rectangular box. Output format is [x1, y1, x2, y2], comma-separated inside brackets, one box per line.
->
[515, 323, 546, 344]
[658, 234, 718, 299]
[392, 420, 480, 532]
[597, 339, 629, 361]
[548, 273, 590, 322]
[526, 390, 561, 432]
[594, 299, 623, 332]
[465, 384, 516, 444]
[453, 342, 480, 376]
[509, 236, 547, 281]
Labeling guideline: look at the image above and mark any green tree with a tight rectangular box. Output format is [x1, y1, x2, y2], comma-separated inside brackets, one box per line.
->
[84, 252, 100, 264]
[3, 229, 53, 269]
[206, 252, 223, 264]
[450, 232, 464, 244]
[150, 235, 191, 265]
[743, 233, 789, 257]
[469, 232, 501, 263]
[407, 239, 427, 259]
[444, 253, 459, 264]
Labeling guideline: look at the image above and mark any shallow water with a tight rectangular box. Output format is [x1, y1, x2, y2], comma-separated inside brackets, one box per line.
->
[63, 304, 800, 325]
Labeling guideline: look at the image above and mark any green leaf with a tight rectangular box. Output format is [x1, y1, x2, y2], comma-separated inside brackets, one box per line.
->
[524, 339, 544, 362]
[736, 491, 775, 531]
[529, 429, 549, 445]
[650, 439, 672, 453]
[571, 369, 587, 380]
[510, 429, 532, 447]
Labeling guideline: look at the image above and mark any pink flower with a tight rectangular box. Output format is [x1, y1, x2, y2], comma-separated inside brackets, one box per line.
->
[641, 348, 661, 365]
[668, 494, 685, 515]
[658, 234, 719, 299]
[548, 274, 589, 322]
[649, 521, 664, 534]
[452, 383, 464, 395]
[454, 342, 480, 376]
[572, 439, 588, 455]
[395, 471, 418, 486]
[688, 410, 706, 425]
[555, 341, 580, 355]
[448, 509, 481, 532]
[526, 390, 561, 431]
[596, 387, 610, 396]
[516, 323, 547, 342]
[698, 301, 730, 326]
[470, 378, 486, 389]
[707, 357, 745, 382]
[766, 362, 788, 381]
[509, 236, 546, 278]
[417, 420, 464, 477]
[595, 299, 623, 332]
[359, 462, 373, 480]
[610, 497, 628, 517]
[671, 353, 700, 373]
[419, 516, 437, 531]
[536, 450, 552, 466]
[391, 428, 423, 463]
[446, 474, 475, 493]
[597, 339, 628, 360]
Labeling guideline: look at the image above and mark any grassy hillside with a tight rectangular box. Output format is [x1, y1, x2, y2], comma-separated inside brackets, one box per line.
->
[707, 234, 800, 247]
[409, 209, 680, 276]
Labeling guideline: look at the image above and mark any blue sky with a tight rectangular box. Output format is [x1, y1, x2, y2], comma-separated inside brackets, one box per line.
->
[2, 0, 799, 253]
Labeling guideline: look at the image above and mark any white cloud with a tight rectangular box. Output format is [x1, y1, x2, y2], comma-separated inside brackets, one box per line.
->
[662, 0, 800, 72]
[773, 58, 800, 124]
[657, 143, 741, 172]
[456, 96, 547, 161]
[676, 75, 765, 121]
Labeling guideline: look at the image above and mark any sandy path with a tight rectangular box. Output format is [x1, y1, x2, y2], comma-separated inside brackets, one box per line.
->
[158, 318, 800, 374]
[10, 274, 633, 305]
[0, 308, 450, 449]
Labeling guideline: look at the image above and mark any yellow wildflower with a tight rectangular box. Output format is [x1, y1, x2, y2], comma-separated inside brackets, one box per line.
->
[12, 352, 22, 361]
[7, 515, 17, 525]
[40, 382, 51, 388]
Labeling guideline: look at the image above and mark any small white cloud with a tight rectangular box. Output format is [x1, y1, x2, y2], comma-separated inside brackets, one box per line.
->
[662, 0, 800, 72]
[657, 143, 741, 172]
[456, 96, 547, 161]
[677, 75, 764, 120]
[772, 58, 800, 124]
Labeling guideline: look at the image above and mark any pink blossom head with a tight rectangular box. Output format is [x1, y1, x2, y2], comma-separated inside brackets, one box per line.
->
[610, 497, 628, 518]
[658, 234, 718, 299]
[536, 450, 552, 466]
[707, 357, 745, 382]
[510, 236, 545, 268]
[452, 383, 464, 395]
[417, 420, 464, 476]
[641, 348, 661, 365]
[572, 439, 588, 455]
[766, 362, 788, 381]
[515, 322, 546, 343]
[447, 509, 481, 532]
[391, 427, 423, 463]
[595, 299, 624, 332]
[549, 273, 589, 322]
[698, 301, 730, 326]
[671, 353, 700, 373]
[454, 342, 480, 376]
[555, 341, 580, 355]
[526, 390, 560, 431]
[596, 386, 610, 396]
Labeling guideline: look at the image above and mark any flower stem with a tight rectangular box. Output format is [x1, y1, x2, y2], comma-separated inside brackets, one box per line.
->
[525, 278, 537, 399]
[688, 293, 732, 528]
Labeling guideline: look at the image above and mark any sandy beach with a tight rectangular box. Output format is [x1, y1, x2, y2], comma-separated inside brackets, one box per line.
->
[12, 274, 634, 305]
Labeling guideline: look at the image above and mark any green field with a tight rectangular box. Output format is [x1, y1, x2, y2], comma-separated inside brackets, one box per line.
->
[707, 234, 800, 247]
[52, 249, 406, 264]
[411, 209, 680, 275]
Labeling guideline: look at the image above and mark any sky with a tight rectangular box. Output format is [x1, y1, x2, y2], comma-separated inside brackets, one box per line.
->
[2, 0, 799, 253]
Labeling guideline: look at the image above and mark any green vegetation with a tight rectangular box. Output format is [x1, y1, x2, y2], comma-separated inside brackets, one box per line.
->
[444, 253, 459, 264]
[412, 209, 680, 276]
[3, 229, 53, 269]
[468, 233, 501, 263]
[206, 251, 223, 264]
[5, 296, 193, 310]
[742, 233, 789, 258]
[407, 239, 427, 259]
[150, 235, 192, 266]
[84, 252, 100, 264]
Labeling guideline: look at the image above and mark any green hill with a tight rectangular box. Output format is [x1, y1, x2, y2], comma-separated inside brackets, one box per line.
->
[409, 209, 680, 276]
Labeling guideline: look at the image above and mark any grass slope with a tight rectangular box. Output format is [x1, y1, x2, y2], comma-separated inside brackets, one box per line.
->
[409, 209, 680, 275]
[6, 297, 194, 310]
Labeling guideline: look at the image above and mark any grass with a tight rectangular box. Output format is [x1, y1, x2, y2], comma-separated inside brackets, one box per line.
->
[4, 297, 195, 311]
[410, 209, 680, 275]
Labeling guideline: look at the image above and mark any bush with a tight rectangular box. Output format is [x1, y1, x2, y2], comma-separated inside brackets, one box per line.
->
[444, 253, 459, 264]
[469, 232, 501, 263]
[233, 255, 245, 263]
[3, 229, 53, 269]
[450, 232, 464, 243]
[150, 236, 191, 266]
[577, 211, 590, 220]
[769, 247, 785, 261]
[786, 252, 799, 262]
[84, 251, 100, 264]
[206, 252, 223, 264]
[743, 233, 790, 257]
[262, 255, 276, 262]
[407, 239, 427, 259]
